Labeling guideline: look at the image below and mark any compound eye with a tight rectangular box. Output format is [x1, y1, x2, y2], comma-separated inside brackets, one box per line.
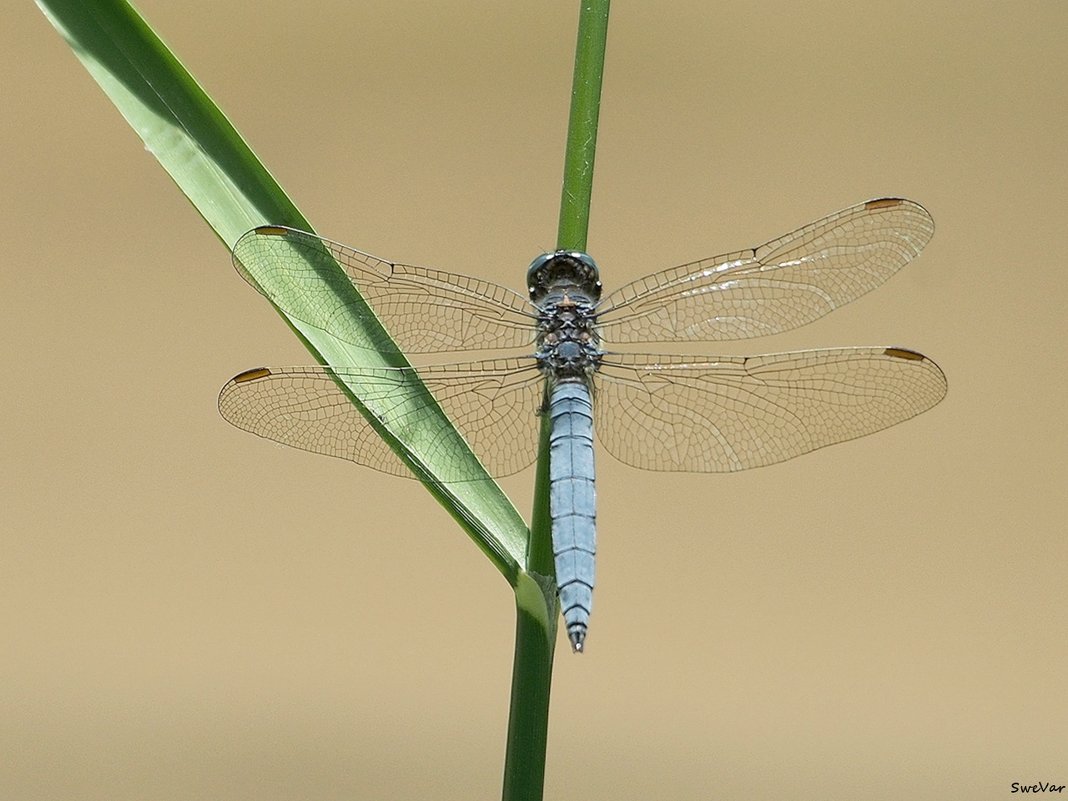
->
[570, 252, 599, 272]
[526, 252, 555, 293]
[574, 253, 602, 301]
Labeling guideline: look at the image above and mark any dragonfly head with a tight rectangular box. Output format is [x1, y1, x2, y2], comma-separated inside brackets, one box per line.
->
[527, 251, 602, 304]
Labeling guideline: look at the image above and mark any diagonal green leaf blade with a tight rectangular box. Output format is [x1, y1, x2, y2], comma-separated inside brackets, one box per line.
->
[36, 0, 529, 580]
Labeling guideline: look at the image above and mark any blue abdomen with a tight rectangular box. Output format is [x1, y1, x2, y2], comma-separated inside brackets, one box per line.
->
[548, 380, 596, 652]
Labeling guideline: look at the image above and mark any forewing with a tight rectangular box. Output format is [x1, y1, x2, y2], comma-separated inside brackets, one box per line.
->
[594, 348, 946, 472]
[232, 226, 536, 353]
[597, 198, 934, 343]
[218, 360, 544, 481]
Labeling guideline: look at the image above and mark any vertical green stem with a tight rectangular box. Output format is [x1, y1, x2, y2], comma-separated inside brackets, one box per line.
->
[557, 0, 611, 252]
[502, 2, 610, 799]
[501, 575, 556, 801]
[502, 410, 557, 801]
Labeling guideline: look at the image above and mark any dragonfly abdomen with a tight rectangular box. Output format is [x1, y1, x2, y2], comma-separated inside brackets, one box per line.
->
[548, 380, 597, 653]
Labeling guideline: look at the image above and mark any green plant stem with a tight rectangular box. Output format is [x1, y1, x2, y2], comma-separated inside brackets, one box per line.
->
[501, 572, 556, 801]
[502, 410, 556, 801]
[557, 0, 612, 252]
[502, 2, 611, 799]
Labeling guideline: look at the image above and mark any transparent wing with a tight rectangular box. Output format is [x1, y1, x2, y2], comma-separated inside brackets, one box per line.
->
[597, 198, 934, 343]
[233, 226, 536, 353]
[594, 347, 946, 472]
[218, 360, 545, 480]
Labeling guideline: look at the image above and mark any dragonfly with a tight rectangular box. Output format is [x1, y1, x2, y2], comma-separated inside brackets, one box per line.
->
[218, 197, 947, 652]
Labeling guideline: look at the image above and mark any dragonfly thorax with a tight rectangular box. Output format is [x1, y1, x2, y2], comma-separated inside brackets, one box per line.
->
[529, 250, 603, 381]
[536, 337, 601, 380]
[535, 298, 602, 380]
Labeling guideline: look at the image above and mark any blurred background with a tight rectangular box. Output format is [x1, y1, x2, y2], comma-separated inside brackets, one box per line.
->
[3, 1, 1065, 799]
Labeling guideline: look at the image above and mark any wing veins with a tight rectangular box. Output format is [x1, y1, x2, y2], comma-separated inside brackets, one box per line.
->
[595, 199, 934, 343]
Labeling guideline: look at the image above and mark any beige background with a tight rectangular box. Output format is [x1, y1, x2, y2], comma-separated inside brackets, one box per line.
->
[3, 1, 1066, 799]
